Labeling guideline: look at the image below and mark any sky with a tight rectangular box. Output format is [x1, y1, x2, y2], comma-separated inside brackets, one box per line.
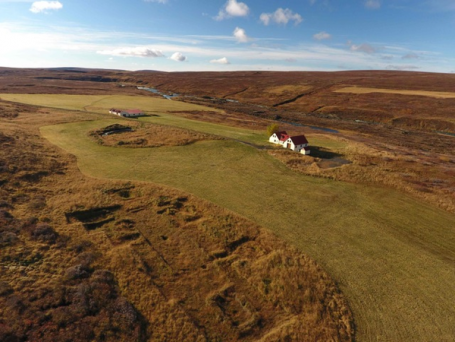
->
[0, 0, 454, 72]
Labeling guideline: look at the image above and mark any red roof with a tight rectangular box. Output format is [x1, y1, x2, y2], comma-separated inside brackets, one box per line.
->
[273, 131, 288, 139]
[289, 135, 308, 145]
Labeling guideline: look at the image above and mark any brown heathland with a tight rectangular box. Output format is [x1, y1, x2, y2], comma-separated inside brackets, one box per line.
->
[0, 100, 353, 340]
[2, 67, 455, 342]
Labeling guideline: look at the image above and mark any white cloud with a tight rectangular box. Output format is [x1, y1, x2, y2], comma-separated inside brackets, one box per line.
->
[30, 1, 62, 13]
[215, 0, 249, 20]
[233, 27, 249, 43]
[313, 31, 331, 40]
[426, 0, 455, 11]
[260, 8, 303, 26]
[348, 41, 377, 54]
[386, 65, 420, 71]
[365, 0, 381, 9]
[144, 0, 168, 3]
[97, 47, 165, 58]
[210, 57, 230, 64]
[170, 52, 187, 62]
[402, 53, 420, 59]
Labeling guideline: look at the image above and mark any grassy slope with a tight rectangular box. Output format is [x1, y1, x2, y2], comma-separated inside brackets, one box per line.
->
[41, 119, 455, 342]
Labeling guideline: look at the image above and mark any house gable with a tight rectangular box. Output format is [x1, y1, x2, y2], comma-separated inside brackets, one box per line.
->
[269, 131, 288, 144]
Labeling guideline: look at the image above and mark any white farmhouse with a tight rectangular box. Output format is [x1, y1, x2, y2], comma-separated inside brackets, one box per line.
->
[283, 135, 309, 152]
[269, 131, 289, 145]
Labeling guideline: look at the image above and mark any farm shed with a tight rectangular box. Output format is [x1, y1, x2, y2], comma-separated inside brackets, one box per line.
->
[120, 109, 143, 117]
[109, 109, 143, 117]
[109, 108, 121, 115]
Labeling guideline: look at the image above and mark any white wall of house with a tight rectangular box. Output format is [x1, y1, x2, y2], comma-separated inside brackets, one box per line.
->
[283, 138, 309, 152]
[269, 133, 280, 144]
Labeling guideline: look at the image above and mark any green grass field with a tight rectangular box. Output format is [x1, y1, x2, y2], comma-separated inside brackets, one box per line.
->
[139, 114, 269, 145]
[0, 94, 222, 113]
[41, 119, 455, 342]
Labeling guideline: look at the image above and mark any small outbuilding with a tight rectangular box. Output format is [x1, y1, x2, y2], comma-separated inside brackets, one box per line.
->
[120, 109, 143, 117]
[109, 108, 143, 117]
[300, 146, 311, 155]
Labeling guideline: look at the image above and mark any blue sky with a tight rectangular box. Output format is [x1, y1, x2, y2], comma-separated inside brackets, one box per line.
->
[0, 0, 454, 72]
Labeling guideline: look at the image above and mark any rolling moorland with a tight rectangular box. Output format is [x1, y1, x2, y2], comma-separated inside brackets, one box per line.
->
[1, 67, 455, 341]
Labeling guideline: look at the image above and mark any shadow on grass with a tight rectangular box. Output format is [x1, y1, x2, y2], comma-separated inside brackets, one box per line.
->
[310, 146, 352, 169]
[127, 114, 160, 119]
[310, 146, 343, 159]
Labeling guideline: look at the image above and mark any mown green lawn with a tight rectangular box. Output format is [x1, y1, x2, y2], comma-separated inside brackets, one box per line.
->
[41, 119, 455, 342]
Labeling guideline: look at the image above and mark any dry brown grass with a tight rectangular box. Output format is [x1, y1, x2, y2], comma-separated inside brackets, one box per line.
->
[265, 84, 312, 94]
[0, 99, 354, 341]
[335, 86, 455, 99]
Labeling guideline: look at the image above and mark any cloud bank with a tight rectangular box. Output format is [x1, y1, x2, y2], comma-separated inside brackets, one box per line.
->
[97, 47, 164, 58]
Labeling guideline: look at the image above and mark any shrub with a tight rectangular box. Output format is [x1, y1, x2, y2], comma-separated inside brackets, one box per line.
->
[64, 264, 91, 281]
[267, 123, 280, 137]
[31, 223, 58, 244]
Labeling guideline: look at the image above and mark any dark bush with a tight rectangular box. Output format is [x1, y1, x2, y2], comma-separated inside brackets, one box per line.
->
[70, 240, 93, 253]
[31, 223, 58, 244]
[0, 232, 18, 246]
[64, 264, 90, 281]
[114, 297, 138, 326]
[77, 251, 100, 268]
[92, 269, 115, 285]
[0, 281, 13, 296]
